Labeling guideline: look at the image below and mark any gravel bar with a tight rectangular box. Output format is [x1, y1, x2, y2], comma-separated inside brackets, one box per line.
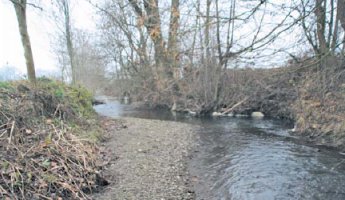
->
[93, 117, 196, 200]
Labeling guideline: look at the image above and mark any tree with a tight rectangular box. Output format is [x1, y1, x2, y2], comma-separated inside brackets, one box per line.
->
[128, 0, 170, 78]
[10, 0, 36, 83]
[299, 0, 345, 56]
[52, 0, 77, 84]
[315, 0, 328, 55]
[168, 0, 180, 78]
[73, 30, 107, 92]
[337, 0, 345, 52]
[97, 0, 307, 111]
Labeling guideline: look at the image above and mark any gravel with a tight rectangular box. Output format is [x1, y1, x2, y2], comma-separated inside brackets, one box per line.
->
[93, 117, 196, 200]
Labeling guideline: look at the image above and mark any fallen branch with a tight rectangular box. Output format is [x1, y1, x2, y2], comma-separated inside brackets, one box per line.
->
[221, 97, 248, 115]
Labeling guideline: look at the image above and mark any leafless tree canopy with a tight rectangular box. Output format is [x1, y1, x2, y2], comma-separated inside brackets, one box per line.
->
[9, 0, 345, 110]
[84, 0, 342, 111]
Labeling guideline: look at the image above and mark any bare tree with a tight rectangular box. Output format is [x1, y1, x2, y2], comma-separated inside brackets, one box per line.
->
[10, 0, 36, 83]
[128, 0, 168, 75]
[73, 30, 107, 92]
[315, 0, 328, 55]
[96, 0, 313, 111]
[337, 0, 345, 52]
[299, 0, 345, 56]
[52, 0, 77, 84]
[168, 0, 180, 78]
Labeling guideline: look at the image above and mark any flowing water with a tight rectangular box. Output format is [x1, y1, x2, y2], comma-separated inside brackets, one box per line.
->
[94, 97, 345, 200]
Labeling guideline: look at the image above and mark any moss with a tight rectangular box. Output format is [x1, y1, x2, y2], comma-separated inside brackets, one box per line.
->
[33, 79, 96, 118]
[66, 85, 95, 118]
[0, 78, 99, 140]
[0, 81, 11, 89]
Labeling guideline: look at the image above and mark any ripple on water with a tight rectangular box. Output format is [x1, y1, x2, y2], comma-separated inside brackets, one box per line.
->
[193, 119, 345, 200]
[94, 100, 345, 200]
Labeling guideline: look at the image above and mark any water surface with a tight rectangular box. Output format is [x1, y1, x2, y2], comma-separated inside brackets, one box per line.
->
[94, 97, 345, 200]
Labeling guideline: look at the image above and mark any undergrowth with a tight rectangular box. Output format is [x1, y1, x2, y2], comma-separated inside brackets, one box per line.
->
[0, 79, 108, 199]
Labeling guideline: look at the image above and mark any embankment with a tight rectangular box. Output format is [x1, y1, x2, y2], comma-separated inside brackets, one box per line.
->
[126, 57, 345, 150]
[0, 79, 109, 199]
[212, 59, 345, 150]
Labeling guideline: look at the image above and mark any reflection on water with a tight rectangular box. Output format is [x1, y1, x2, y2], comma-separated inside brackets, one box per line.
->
[94, 97, 345, 200]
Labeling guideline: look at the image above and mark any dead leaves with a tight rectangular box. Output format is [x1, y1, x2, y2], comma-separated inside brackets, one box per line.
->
[0, 124, 107, 199]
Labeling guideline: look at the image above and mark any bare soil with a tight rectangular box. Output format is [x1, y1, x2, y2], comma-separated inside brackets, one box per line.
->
[93, 117, 196, 200]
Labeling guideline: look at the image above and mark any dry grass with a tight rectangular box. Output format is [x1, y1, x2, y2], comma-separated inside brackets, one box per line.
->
[0, 79, 108, 199]
[293, 57, 345, 148]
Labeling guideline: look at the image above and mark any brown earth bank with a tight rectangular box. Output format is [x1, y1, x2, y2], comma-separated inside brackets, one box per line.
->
[93, 117, 196, 200]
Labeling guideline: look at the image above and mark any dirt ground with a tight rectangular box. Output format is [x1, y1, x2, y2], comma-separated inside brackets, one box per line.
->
[93, 117, 196, 200]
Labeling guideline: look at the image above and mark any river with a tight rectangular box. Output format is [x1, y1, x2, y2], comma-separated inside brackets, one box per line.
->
[94, 97, 345, 200]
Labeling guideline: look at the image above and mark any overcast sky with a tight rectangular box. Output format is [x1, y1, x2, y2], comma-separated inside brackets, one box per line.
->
[0, 0, 96, 74]
[0, 0, 303, 78]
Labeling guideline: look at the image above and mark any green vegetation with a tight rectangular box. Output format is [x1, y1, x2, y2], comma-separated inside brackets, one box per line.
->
[0, 79, 107, 199]
[0, 81, 11, 89]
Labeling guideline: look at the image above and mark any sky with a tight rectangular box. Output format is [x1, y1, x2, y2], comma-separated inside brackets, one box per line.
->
[0, 0, 303, 79]
[0, 0, 96, 75]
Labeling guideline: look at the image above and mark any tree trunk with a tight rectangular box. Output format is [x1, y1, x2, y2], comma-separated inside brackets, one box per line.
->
[168, 0, 180, 79]
[337, 0, 345, 52]
[61, 0, 76, 84]
[204, 0, 211, 61]
[13, 0, 36, 84]
[338, 0, 345, 32]
[129, 0, 169, 74]
[213, 0, 222, 104]
[315, 0, 328, 55]
[143, 0, 166, 69]
[129, 0, 176, 91]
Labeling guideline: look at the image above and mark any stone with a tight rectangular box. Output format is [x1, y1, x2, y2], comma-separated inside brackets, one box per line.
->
[188, 111, 197, 116]
[251, 112, 264, 118]
[212, 112, 223, 117]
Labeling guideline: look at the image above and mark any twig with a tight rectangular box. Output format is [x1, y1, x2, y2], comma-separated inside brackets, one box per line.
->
[53, 104, 61, 117]
[21, 145, 36, 158]
[8, 121, 15, 146]
[32, 192, 53, 200]
[0, 184, 8, 195]
[221, 97, 248, 114]
[0, 123, 9, 129]
[0, 110, 11, 121]
[0, 130, 7, 138]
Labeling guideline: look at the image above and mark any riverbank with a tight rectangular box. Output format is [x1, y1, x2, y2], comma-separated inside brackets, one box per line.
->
[0, 79, 109, 199]
[118, 57, 345, 151]
[93, 117, 196, 199]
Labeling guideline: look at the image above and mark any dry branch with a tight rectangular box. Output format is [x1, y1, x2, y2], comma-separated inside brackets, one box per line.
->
[221, 97, 248, 115]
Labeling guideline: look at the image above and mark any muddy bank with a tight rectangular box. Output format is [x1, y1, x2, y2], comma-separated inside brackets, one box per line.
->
[93, 117, 196, 200]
